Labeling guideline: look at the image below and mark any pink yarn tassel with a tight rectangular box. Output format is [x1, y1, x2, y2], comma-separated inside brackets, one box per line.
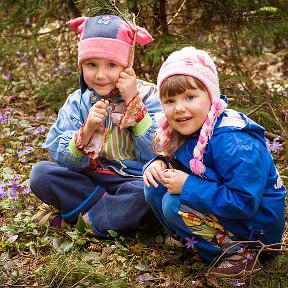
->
[189, 158, 205, 176]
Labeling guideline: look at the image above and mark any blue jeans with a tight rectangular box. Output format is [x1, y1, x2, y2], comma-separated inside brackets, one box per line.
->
[144, 182, 232, 261]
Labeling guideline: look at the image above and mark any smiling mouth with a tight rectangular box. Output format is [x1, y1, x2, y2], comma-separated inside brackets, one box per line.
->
[176, 117, 192, 122]
[95, 83, 110, 87]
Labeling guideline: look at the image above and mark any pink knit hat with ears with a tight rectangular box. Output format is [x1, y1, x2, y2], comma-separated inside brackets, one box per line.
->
[156, 46, 227, 176]
[67, 15, 153, 67]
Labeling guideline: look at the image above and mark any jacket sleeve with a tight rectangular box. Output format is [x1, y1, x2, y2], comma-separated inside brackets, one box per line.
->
[44, 89, 91, 171]
[180, 133, 268, 219]
[130, 81, 163, 161]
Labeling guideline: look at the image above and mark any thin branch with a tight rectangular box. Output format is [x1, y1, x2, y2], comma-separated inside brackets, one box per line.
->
[168, 0, 187, 25]
[267, 102, 288, 138]
[246, 101, 267, 116]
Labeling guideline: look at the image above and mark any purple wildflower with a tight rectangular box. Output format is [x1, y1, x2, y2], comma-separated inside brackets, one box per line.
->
[3, 73, 11, 80]
[0, 113, 8, 123]
[184, 236, 198, 249]
[13, 174, 21, 181]
[232, 280, 245, 287]
[2, 218, 9, 224]
[10, 184, 19, 199]
[54, 65, 61, 73]
[63, 68, 72, 73]
[136, 273, 154, 282]
[0, 184, 6, 199]
[266, 136, 282, 152]
[32, 125, 47, 134]
[4, 107, 13, 112]
[28, 205, 35, 211]
[137, 275, 147, 282]
[7, 233, 18, 243]
[18, 145, 34, 157]
[25, 18, 30, 25]
[270, 136, 282, 152]
[21, 186, 30, 195]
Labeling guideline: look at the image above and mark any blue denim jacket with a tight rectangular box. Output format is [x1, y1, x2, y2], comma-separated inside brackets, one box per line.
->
[44, 80, 163, 176]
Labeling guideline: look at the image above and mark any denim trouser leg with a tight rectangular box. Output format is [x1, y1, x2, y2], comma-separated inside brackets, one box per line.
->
[144, 182, 178, 237]
[145, 183, 223, 261]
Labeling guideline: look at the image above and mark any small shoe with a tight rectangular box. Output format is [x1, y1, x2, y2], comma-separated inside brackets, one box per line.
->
[209, 253, 261, 278]
[32, 210, 61, 226]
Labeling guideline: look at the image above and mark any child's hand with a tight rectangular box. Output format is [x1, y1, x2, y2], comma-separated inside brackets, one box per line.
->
[85, 99, 109, 133]
[143, 160, 168, 188]
[116, 68, 138, 104]
[162, 169, 189, 194]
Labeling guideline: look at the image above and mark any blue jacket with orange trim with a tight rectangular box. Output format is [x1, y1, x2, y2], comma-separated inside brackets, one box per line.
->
[44, 79, 162, 176]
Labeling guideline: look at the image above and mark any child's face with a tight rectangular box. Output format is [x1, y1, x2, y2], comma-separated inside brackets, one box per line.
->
[82, 58, 124, 96]
[161, 78, 211, 135]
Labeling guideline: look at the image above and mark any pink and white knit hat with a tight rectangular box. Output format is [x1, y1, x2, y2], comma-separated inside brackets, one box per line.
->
[67, 15, 153, 67]
[156, 46, 227, 176]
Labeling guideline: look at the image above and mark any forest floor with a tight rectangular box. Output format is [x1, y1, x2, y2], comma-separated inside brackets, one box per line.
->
[0, 92, 288, 288]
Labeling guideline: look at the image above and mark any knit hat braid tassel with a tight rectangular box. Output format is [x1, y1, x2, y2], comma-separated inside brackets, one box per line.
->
[189, 99, 226, 176]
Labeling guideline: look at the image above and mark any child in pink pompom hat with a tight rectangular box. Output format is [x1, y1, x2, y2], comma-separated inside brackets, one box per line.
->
[30, 15, 162, 237]
[143, 46, 286, 277]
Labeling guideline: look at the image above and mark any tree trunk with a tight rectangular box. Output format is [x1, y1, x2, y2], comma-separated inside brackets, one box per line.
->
[159, 0, 169, 34]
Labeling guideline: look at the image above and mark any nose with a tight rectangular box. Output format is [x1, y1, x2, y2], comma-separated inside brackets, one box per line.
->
[174, 102, 186, 113]
[95, 67, 106, 80]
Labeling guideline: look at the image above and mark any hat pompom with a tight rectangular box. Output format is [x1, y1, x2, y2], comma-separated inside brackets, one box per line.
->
[66, 17, 87, 36]
[132, 26, 153, 46]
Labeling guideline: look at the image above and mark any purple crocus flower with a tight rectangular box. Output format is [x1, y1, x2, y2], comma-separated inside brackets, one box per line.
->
[0, 184, 6, 199]
[265, 136, 282, 152]
[32, 125, 47, 134]
[13, 174, 21, 181]
[10, 184, 19, 199]
[0, 113, 8, 123]
[184, 236, 198, 249]
[7, 233, 18, 243]
[21, 186, 30, 195]
[232, 280, 245, 286]
[63, 68, 72, 73]
[28, 205, 35, 211]
[270, 136, 282, 152]
[18, 146, 34, 157]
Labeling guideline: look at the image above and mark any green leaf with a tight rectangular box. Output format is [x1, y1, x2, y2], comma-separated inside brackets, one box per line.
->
[75, 213, 87, 234]
[108, 230, 118, 237]
[51, 237, 74, 253]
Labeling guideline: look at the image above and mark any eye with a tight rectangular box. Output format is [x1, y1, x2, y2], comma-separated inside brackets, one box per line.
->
[85, 62, 96, 68]
[108, 62, 117, 68]
[187, 95, 195, 100]
[162, 98, 174, 105]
